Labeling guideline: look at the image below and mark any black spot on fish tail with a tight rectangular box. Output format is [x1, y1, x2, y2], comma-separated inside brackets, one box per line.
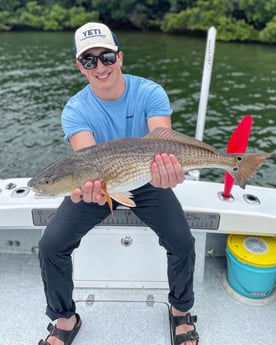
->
[230, 152, 271, 188]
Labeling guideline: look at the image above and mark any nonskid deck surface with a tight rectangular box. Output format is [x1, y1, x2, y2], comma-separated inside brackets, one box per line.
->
[1, 253, 276, 345]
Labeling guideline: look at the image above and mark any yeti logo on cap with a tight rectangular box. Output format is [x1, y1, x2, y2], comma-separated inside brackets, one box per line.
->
[81, 28, 106, 41]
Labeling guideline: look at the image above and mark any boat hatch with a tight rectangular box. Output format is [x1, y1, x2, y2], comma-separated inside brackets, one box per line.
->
[66, 298, 171, 345]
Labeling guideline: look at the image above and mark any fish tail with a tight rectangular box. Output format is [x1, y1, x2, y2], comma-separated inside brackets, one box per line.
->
[230, 152, 271, 188]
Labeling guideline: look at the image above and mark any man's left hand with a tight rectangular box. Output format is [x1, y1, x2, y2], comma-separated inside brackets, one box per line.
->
[151, 153, 184, 188]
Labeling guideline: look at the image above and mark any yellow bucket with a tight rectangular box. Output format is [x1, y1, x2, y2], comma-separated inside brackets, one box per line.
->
[226, 235, 276, 298]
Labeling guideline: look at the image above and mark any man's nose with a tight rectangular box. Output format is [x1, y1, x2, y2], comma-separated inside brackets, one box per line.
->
[95, 58, 107, 71]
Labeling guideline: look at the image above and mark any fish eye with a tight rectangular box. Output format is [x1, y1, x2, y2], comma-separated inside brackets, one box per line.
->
[44, 178, 53, 185]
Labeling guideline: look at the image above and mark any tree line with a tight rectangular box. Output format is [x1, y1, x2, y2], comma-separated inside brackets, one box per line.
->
[0, 0, 275, 43]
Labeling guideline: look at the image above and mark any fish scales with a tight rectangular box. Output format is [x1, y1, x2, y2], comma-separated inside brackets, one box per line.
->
[74, 138, 220, 192]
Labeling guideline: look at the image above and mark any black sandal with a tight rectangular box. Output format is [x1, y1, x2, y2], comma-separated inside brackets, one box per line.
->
[38, 313, 82, 345]
[170, 307, 199, 345]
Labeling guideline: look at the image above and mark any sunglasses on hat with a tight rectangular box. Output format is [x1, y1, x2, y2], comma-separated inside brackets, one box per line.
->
[78, 51, 118, 70]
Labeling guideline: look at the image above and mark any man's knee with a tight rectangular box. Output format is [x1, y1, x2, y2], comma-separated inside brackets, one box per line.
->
[38, 227, 62, 258]
[38, 231, 52, 259]
[160, 232, 195, 257]
[172, 234, 195, 257]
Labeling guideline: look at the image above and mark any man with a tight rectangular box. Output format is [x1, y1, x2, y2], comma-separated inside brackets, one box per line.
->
[38, 22, 199, 345]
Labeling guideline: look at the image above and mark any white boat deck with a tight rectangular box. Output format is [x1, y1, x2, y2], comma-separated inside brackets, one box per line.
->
[1, 252, 275, 345]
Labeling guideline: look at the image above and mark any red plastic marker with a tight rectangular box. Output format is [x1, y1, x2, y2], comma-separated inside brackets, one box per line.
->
[223, 115, 253, 197]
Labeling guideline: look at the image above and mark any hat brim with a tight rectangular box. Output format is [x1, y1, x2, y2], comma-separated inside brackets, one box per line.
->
[76, 43, 119, 58]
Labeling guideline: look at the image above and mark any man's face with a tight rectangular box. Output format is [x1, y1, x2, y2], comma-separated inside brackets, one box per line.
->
[76, 47, 124, 97]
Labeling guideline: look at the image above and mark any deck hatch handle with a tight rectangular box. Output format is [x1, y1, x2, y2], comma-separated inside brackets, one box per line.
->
[121, 236, 133, 247]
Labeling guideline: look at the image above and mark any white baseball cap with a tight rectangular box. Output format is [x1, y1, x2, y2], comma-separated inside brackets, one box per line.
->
[74, 22, 119, 58]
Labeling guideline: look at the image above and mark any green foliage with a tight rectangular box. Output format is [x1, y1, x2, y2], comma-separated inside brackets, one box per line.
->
[259, 15, 276, 43]
[216, 17, 258, 42]
[128, 3, 151, 29]
[90, 0, 170, 29]
[161, 0, 261, 42]
[0, 11, 12, 30]
[0, 0, 26, 12]
[43, 4, 68, 30]
[43, 4, 99, 30]
[0, 0, 275, 43]
[128, 0, 171, 29]
[161, 7, 199, 32]
[238, 0, 276, 30]
[91, 0, 137, 22]
[1, 1, 98, 31]
[161, 0, 234, 32]
[168, 0, 196, 13]
[16, 1, 45, 29]
[64, 7, 99, 29]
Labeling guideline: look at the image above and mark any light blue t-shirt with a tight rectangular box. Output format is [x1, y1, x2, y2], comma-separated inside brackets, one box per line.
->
[61, 74, 172, 144]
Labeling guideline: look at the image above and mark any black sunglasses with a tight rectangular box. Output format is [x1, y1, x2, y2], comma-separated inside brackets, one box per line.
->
[78, 52, 118, 70]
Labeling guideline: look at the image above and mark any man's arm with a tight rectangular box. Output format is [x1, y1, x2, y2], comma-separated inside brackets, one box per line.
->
[69, 131, 96, 150]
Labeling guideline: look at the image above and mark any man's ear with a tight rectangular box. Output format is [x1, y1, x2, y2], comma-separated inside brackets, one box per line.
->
[118, 51, 124, 67]
[76, 60, 86, 75]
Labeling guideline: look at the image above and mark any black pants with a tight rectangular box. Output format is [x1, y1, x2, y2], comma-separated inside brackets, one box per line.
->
[38, 184, 195, 321]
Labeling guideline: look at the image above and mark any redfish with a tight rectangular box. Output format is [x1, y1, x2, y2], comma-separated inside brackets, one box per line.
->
[27, 127, 272, 211]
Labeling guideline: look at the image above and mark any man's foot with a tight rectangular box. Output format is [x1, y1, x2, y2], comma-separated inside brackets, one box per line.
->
[40, 314, 80, 345]
[171, 306, 199, 345]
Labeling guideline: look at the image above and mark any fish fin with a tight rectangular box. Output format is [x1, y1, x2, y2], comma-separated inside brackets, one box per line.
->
[145, 127, 218, 154]
[110, 192, 136, 208]
[102, 183, 114, 213]
[229, 152, 272, 188]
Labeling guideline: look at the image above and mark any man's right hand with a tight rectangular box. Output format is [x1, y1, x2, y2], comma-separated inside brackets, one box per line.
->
[71, 180, 107, 205]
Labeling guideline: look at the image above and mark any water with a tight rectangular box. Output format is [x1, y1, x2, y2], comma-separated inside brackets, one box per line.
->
[0, 31, 275, 187]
